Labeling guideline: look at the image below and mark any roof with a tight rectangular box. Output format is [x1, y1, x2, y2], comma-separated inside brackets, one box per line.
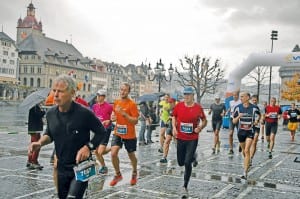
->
[0, 31, 15, 43]
[18, 33, 83, 58]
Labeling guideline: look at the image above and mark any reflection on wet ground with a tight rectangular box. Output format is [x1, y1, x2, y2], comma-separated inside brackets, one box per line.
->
[1, 105, 300, 198]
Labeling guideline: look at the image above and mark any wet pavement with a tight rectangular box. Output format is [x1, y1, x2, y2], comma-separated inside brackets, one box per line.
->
[0, 105, 300, 198]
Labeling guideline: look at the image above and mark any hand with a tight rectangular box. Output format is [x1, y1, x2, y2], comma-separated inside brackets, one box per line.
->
[76, 145, 90, 164]
[194, 126, 202, 134]
[116, 106, 127, 117]
[102, 120, 110, 126]
[111, 112, 116, 121]
[28, 142, 41, 154]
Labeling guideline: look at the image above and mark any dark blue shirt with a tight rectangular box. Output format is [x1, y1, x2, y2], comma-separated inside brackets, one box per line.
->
[233, 103, 260, 133]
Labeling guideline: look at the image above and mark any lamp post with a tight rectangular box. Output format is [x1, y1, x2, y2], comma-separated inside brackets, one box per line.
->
[268, 30, 278, 104]
[147, 59, 174, 117]
[147, 59, 174, 92]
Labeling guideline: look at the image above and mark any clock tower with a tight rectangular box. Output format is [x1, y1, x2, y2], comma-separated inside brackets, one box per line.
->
[16, 2, 43, 44]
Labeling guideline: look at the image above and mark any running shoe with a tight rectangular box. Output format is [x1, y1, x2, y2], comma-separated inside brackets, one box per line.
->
[181, 187, 189, 199]
[130, 174, 137, 185]
[110, 174, 123, 186]
[98, 166, 108, 174]
[29, 163, 43, 170]
[160, 157, 168, 163]
[158, 147, 163, 153]
[268, 152, 272, 159]
[228, 149, 234, 155]
[241, 174, 247, 180]
[212, 148, 216, 155]
[238, 146, 242, 153]
[26, 161, 31, 168]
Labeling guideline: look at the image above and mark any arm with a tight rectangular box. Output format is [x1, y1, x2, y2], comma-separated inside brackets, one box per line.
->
[28, 134, 51, 153]
[195, 117, 207, 134]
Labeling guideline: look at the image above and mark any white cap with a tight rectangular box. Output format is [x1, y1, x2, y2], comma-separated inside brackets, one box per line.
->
[96, 90, 106, 96]
[215, 95, 221, 99]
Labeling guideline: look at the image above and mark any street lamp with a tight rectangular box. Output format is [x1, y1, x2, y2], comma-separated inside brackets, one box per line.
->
[268, 30, 278, 104]
[147, 59, 174, 92]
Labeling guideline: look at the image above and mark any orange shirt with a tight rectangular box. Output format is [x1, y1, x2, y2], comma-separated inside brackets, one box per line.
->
[113, 98, 139, 139]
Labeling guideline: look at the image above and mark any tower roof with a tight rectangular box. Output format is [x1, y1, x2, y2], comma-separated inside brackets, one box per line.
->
[17, 2, 42, 31]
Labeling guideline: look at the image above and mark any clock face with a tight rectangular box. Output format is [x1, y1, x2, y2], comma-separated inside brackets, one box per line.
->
[21, 31, 27, 39]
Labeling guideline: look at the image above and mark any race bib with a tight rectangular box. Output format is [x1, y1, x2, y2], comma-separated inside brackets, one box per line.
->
[269, 112, 278, 119]
[73, 160, 96, 182]
[180, 122, 193, 134]
[116, 124, 127, 135]
[291, 112, 297, 118]
[240, 121, 252, 130]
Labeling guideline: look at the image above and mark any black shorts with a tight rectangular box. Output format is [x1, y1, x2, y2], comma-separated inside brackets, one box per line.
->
[253, 127, 260, 134]
[265, 122, 278, 136]
[99, 126, 112, 146]
[212, 120, 222, 131]
[111, 134, 137, 153]
[237, 130, 254, 143]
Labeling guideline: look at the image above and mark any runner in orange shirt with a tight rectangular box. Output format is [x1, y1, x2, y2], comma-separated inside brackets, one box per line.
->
[109, 82, 139, 186]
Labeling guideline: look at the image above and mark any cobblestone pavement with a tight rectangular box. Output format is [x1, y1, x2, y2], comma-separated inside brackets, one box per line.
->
[0, 106, 300, 198]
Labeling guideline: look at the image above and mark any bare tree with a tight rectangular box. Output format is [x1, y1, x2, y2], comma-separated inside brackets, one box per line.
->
[247, 66, 269, 101]
[175, 55, 224, 103]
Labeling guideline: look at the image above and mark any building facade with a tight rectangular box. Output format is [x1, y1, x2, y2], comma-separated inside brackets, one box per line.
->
[0, 31, 18, 100]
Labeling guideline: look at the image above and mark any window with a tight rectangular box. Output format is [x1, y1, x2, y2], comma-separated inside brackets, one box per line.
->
[31, 67, 34, 73]
[2, 59, 6, 64]
[30, 78, 34, 87]
[83, 83, 86, 91]
[88, 84, 91, 92]
[24, 66, 28, 73]
[11, 52, 15, 57]
[25, 55, 28, 60]
[49, 79, 52, 88]
[31, 55, 35, 59]
[23, 78, 27, 86]
[3, 51, 8, 55]
[10, 60, 15, 65]
[37, 78, 41, 87]
[37, 67, 41, 74]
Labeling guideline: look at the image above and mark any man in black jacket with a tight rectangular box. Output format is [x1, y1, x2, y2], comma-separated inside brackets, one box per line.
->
[27, 103, 45, 169]
[29, 74, 106, 199]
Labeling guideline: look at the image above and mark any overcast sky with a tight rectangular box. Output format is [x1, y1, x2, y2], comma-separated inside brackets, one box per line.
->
[1, 0, 300, 79]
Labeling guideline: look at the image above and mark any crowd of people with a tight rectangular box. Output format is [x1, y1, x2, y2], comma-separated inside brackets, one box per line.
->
[26, 74, 300, 199]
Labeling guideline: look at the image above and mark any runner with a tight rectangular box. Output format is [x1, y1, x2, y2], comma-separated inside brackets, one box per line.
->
[208, 95, 226, 154]
[160, 97, 176, 163]
[260, 101, 267, 141]
[109, 82, 139, 186]
[227, 91, 241, 155]
[92, 90, 113, 174]
[264, 97, 282, 159]
[158, 94, 171, 153]
[249, 95, 262, 166]
[232, 92, 260, 179]
[172, 86, 207, 198]
[287, 102, 300, 141]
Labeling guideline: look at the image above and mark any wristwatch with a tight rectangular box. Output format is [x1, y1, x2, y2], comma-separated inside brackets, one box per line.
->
[86, 142, 94, 151]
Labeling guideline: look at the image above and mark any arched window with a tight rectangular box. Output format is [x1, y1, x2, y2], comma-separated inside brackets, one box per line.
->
[83, 83, 86, 91]
[30, 78, 34, 87]
[88, 84, 91, 92]
[37, 78, 41, 87]
[49, 79, 52, 88]
[23, 77, 27, 86]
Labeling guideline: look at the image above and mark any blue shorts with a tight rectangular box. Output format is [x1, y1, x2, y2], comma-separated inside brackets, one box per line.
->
[160, 120, 169, 128]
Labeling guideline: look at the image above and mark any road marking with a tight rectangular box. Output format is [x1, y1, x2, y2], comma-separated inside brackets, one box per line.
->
[14, 187, 55, 199]
[210, 184, 235, 198]
[236, 186, 253, 199]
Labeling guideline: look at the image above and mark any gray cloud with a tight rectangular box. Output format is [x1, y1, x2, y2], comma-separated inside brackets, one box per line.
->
[201, 0, 300, 27]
